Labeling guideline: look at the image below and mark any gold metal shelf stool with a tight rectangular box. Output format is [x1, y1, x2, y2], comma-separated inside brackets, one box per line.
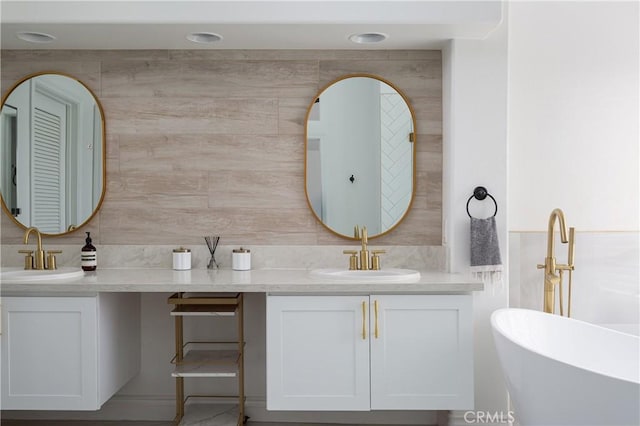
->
[168, 292, 246, 425]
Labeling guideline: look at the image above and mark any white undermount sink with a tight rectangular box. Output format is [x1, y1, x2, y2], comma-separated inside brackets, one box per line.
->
[0, 267, 85, 282]
[310, 268, 421, 282]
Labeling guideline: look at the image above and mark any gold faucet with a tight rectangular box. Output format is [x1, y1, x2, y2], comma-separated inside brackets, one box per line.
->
[537, 209, 575, 316]
[23, 227, 46, 270]
[21, 227, 61, 270]
[343, 226, 385, 270]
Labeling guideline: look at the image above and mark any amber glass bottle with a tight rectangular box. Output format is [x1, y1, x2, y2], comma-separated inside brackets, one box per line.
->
[81, 231, 97, 271]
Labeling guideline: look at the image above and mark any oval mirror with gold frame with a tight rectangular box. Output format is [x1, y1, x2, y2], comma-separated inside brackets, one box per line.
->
[0, 72, 106, 236]
[305, 74, 417, 239]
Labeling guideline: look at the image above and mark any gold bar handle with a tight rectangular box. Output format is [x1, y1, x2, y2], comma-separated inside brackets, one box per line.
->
[374, 300, 379, 339]
[361, 301, 367, 340]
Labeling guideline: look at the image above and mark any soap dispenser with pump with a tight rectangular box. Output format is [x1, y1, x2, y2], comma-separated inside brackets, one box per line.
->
[81, 232, 97, 271]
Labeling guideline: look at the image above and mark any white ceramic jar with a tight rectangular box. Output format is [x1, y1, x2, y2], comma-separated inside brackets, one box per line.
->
[173, 247, 191, 270]
[232, 248, 251, 271]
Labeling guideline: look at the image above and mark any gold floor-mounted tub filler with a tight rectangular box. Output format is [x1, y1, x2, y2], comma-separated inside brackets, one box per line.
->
[537, 208, 576, 316]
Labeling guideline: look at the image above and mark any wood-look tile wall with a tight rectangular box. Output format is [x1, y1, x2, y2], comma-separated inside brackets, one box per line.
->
[1, 50, 442, 246]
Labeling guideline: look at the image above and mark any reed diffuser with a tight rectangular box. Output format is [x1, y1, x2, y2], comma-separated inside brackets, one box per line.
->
[204, 236, 220, 269]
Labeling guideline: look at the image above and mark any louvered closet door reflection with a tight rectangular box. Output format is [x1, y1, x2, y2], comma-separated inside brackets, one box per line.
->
[31, 92, 66, 234]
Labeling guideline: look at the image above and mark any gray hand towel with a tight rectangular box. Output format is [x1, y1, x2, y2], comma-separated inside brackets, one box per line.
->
[470, 216, 503, 282]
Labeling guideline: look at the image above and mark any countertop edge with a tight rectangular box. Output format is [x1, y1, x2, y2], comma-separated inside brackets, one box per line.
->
[0, 268, 484, 294]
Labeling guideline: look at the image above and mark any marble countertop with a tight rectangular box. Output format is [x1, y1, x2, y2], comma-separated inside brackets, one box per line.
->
[0, 268, 482, 295]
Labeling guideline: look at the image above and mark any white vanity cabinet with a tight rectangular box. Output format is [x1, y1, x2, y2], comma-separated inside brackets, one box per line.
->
[1, 293, 140, 410]
[266, 295, 371, 411]
[266, 294, 473, 411]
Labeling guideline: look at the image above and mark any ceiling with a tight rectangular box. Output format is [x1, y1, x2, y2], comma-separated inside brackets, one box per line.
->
[1, 1, 503, 50]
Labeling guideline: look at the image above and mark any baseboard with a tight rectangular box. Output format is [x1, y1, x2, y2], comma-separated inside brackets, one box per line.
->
[244, 399, 439, 424]
[449, 409, 515, 426]
[449, 411, 469, 426]
[2, 395, 440, 425]
[1, 395, 176, 421]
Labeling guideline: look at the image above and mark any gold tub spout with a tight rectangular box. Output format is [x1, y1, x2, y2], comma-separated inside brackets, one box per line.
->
[537, 209, 576, 315]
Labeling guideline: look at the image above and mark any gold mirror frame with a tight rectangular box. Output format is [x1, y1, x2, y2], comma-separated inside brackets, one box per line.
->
[0, 71, 106, 237]
[304, 73, 417, 240]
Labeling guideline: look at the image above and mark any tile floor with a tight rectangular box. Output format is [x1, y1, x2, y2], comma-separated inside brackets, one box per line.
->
[2, 423, 175, 426]
[1, 405, 419, 426]
[1, 422, 405, 426]
[1, 404, 421, 426]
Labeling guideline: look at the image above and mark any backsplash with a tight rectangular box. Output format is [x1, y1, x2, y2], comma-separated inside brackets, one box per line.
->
[1, 244, 446, 270]
[509, 231, 639, 327]
[1, 50, 442, 246]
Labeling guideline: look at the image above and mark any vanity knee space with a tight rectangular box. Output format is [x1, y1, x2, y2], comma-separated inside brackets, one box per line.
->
[266, 293, 474, 411]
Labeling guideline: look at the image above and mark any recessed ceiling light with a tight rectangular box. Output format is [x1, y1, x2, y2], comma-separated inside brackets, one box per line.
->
[16, 31, 56, 43]
[186, 32, 223, 44]
[348, 32, 388, 44]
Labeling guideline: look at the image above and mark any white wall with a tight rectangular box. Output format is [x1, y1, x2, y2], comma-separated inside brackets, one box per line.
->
[508, 8, 639, 426]
[508, 1, 639, 232]
[508, 0, 639, 332]
[443, 1, 509, 422]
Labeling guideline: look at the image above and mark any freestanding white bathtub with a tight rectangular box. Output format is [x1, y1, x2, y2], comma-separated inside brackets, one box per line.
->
[491, 308, 639, 426]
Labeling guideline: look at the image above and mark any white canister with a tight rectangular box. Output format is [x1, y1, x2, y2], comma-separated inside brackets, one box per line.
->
[232, 248, 251, 271]
[173, 247, 191, 270]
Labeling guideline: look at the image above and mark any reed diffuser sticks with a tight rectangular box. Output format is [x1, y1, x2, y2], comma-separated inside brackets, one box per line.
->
[204, 236, 220, 269]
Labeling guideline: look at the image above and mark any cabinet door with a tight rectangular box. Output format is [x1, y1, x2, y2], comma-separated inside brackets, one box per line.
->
[1, 297, 98, 410]
[266, 295, 370, 411]
[370, 295, 473, 410]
